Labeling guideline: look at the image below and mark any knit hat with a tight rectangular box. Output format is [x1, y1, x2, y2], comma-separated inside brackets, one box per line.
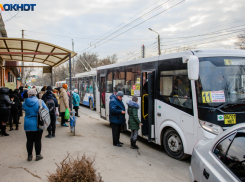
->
[74, 89, 78, 92]
[116, 91, 124, 97]
[63, 84, 68, 89]
[46, 86, 53, 91]
[132, 96, 138, 102]
[28, 89, 37, 97]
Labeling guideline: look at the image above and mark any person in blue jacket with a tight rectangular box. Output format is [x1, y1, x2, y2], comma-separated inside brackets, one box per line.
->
[72, 89, 80, 117]
[109, 91, 125, 147]
[23, 89, 48, 162]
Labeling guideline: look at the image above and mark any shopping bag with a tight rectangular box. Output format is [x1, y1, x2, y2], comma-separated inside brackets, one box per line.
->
[64, 108, 70, 120]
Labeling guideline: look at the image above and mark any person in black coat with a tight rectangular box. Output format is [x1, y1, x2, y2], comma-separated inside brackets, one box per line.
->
[41, 86, 59, 138]
[0, 87, 13, 136]
[109, 91, 125, 147]
[9, 90, 22, 130]
[14, 89, 24, 122]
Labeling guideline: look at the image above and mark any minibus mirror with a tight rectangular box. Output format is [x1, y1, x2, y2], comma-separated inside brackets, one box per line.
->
[187, 56, 199, 80]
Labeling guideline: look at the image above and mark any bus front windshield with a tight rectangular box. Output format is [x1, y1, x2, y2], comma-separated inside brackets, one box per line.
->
[196, 57, 245, 112]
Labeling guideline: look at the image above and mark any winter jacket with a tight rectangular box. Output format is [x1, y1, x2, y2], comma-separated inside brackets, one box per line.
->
[41, 91, 57, 101]
[59, 88, 69, 112]
[72, 92, 80, 107]
[14, 90, 24, 102]
[127, 100, 141, 130]
[42, 91, 58, 108]
[10, 93, 21, 111]
[0, 87, 12, 109]
[110, 94, 117, 100]
[23, 96, 48, 131]
[109, 97, 125, 124]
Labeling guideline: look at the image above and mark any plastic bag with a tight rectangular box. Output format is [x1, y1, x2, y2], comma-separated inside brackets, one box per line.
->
[64, 108, 70, 120]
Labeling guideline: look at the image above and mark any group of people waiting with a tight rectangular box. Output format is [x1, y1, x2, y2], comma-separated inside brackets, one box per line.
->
[0, 83, 80, 161]
[109, 91, 142, 149]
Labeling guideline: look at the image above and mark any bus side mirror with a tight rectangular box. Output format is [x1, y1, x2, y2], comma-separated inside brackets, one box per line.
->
[187, 56, 199, 80]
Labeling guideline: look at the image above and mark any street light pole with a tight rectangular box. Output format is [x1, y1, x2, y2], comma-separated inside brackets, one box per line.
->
[149, 28, 161, 55]
[72, 39, 75, 77]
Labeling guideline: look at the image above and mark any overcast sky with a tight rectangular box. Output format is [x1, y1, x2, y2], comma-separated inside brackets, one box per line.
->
[1, 0, 244, 63]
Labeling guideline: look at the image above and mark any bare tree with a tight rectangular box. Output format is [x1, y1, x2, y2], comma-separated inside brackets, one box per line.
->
[235, 33, 245, 50]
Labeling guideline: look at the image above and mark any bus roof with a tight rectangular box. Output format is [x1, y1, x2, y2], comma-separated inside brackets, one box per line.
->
[65, 70, 97, 80]
[97, 49, 245, 70]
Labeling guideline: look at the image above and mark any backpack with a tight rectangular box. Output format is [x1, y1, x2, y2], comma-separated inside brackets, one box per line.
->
[37, 99, 50, 130]
[45, 99, 55, 114]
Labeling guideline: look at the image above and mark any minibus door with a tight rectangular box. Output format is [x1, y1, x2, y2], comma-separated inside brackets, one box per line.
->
[142, 71, 155, 142]
[100, 76, 106, 118]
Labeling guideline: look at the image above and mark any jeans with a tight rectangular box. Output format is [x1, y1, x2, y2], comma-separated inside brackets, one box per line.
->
[111, 122, 121, 145]
[130, 130, 138, 141]
[25, 130, 43, 156]
[48, 114, 56, 135]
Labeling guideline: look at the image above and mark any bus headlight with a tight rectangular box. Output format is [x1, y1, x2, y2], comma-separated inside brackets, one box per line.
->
[199, 120, 223, 135]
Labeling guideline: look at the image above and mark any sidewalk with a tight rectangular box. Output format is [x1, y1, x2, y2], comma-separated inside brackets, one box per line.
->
[0, 108, 190, 182]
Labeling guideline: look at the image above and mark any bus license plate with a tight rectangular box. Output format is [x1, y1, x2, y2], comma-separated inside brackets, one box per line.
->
[224, 114, 236, 124]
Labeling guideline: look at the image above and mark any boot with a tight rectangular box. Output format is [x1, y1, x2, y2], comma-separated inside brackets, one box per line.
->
[134, 140, 139, 149]
[130, 139, 137, 149]
[1, 125, 9, 136]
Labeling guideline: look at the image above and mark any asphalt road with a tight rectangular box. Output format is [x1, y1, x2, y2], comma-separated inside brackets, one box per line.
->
[0, 105, 191, 182]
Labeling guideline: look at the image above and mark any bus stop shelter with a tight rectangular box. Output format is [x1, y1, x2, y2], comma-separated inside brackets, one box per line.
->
[0, 37, 76, 109]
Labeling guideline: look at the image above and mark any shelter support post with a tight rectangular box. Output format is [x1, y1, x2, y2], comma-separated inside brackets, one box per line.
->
[51, 67, 53, 87]
[69, 53, 72, 111]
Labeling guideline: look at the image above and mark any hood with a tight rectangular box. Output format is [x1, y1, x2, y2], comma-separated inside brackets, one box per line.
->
[0, 87, 9, 94]
[127, 99, 139, 109]
[45, 93, 54, 100]
[110, 94, 117, 100]
[60, 88, 66, 93]
[73, 92, 79, 95]
[24, 96, 38, 107]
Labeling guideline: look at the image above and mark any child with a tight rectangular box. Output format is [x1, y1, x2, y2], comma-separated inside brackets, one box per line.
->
[127, 96, 143, 149]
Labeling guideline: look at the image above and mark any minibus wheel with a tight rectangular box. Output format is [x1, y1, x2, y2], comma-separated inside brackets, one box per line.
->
[163, 128, 188, 160]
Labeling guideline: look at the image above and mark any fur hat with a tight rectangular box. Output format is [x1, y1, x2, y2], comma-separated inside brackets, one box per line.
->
[28, 89, 37, 97]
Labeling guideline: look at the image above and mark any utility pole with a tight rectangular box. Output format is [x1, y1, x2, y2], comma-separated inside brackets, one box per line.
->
[21, 30, 25, 85]
[72, 39, 74, 76]
[158, 35, 161, 55]
[141, 44, 145, 58]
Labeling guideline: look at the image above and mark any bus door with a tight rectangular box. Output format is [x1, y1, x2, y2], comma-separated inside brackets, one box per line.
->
[142, 71, 155, 142]
[100, 76, 106, 118]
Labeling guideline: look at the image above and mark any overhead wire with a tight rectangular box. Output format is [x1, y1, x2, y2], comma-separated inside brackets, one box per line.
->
[82, 0, 185, 53]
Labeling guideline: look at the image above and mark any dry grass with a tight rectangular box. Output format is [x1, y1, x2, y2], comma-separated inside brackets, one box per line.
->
[48, 154, 103, 182]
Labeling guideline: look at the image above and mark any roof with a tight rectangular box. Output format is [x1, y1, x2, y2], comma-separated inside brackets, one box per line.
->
[97, 48, 245, 70]
[0, 38, 77, 67]
[0, 14, 7, 37]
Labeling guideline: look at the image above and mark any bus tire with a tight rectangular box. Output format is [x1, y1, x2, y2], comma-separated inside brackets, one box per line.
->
[89, 99, 94, 110]
[163, 128, 188, 160]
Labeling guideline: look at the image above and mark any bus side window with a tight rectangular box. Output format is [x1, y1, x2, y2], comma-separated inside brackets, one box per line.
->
[113, 68, 125, 94]
[125, 65, 141, 96]
[157, 58, 193, 115]
[106, 69, 113, 93]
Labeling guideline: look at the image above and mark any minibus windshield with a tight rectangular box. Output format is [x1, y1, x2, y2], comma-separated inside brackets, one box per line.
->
[196, 57, 245, 111]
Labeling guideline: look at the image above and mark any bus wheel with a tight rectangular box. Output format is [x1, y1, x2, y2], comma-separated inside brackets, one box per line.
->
[89, 99, 94, 110]
[163, 128, 188, 160]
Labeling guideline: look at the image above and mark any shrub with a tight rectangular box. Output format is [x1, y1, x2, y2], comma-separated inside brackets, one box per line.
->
[48, 154, 103, 182]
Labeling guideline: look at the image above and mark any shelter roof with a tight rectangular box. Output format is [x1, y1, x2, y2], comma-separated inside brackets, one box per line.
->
[0, 38, 76, 67]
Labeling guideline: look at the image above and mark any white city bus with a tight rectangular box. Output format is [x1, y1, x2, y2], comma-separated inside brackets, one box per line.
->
[66, 70, 96, 109]
[55, 80, 66, 88]
[96, 49, 245, 160]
